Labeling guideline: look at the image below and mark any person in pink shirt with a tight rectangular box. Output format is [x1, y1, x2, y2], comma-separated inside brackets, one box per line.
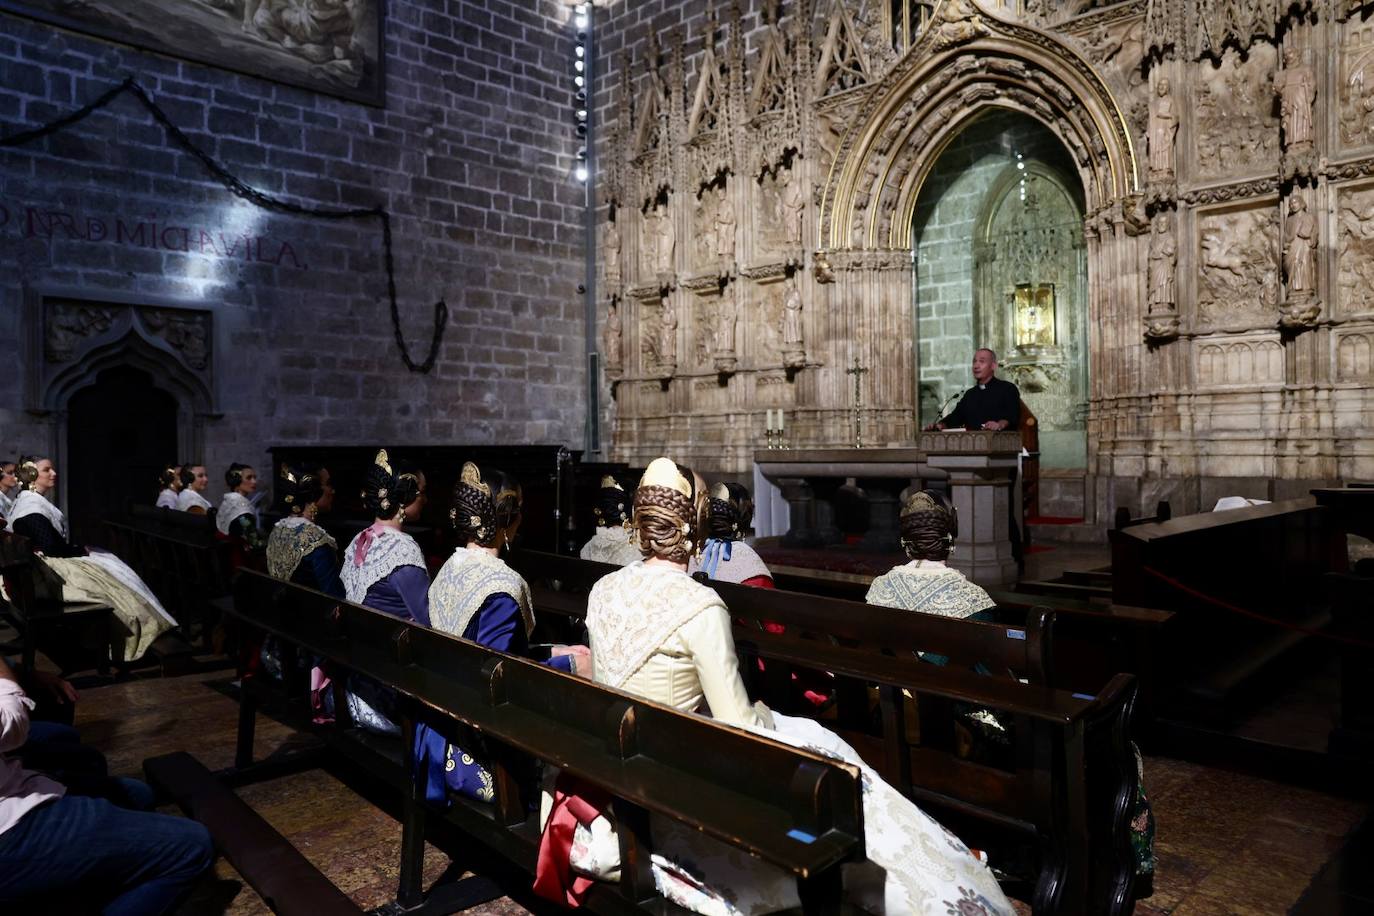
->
[0, 656, 213, 913]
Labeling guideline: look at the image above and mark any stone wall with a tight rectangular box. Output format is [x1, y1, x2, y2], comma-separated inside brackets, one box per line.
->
[0, 1, 586, 508]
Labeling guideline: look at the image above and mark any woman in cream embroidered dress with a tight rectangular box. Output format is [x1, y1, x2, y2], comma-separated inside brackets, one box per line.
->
[339, 450, 429, 736]
[7, 458, 177, 662]
[578, 476, 641, 566]
[417, 463, 589, 803]
[865, 490, 995, 622]
[580, 458, 1015, 916]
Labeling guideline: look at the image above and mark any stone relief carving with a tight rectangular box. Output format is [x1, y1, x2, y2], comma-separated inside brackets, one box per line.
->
[815, 0, 869, 97]
[1197, 339, 1284, 387]
[930, 0, 989, 51]
[1280, 193, 1319, 326]
[604, 214, 622, 289]
[45, 305, 115, 363]
[1340, 23, 1374, 148]
[142, 310, 209, 370]
[1193, 47, 1279, 180]
[780, 274, 806, 369]
[647, 200, 676, 278]
[602, 299, 623, 376]
[713, 183, 737, 262]
[1147, 75, 1177, 181]
[1196, 207, 1280, 329]
[1275, 47, 1317, 179]
[1338, 186, 1374, 314]
[1336, 330, 1374, 379]
[777, 161, 805, 248]
[1145, 211, 1180, 340]
[713, 284, 738, 373]
[657, 291, 678, 376]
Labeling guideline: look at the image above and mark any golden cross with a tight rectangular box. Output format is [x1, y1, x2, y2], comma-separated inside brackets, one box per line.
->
[846, 358, 868, 448]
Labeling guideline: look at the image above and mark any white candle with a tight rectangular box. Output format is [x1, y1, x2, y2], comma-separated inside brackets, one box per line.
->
[766, 409, 776, 431]
[777, 410, 785, 432]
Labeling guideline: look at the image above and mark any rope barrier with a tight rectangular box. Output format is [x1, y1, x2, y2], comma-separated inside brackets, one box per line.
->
[1, 76, 447, 373]
[1141, 565, 1374, 650]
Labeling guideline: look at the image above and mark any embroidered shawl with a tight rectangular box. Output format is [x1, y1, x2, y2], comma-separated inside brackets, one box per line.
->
[217, 492, 255, 536]
[579, 526, 643, 566]
[341, 526, 426, 604]
[865, 562, 995, 620]
[266, 516, 337, 582]
[177, 489, 212, 512]
[586, 562, 725, 690]
[155, 489, 178, 510]
[429, 546, 534, 640]
[687, 540, 771, 584]
[8, 490, 67, 537]
[0, 489, 14, 521]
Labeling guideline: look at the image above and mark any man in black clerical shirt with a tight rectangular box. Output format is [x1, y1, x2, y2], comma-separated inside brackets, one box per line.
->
[929, 348, 1020, 431]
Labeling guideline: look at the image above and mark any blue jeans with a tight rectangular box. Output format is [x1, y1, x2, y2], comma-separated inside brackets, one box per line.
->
[20, 722, 155, 811]
[0, 794, 213, 915]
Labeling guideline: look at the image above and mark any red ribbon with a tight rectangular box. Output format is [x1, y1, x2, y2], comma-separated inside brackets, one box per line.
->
[533, 774, 614, 907]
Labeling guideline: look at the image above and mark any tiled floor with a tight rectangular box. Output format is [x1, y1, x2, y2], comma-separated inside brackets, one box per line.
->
[57, 669, 1368, 915]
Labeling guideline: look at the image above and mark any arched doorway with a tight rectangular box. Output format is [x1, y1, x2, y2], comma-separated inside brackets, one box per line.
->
[66, 366, 178, 545]
[912, 110, 1088, 469]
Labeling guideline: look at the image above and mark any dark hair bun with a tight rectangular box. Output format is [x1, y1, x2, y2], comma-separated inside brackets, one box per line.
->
[159, 464, 180, 489]
[225, 463, 251, 489]
[899, 490, 957, 561]
[593, 476, 629, 527]
[705, 482, 754, 542]
[361, 449, 420, 521]
[279, 463, 325, 514]
[450, 462, 520, 547]
[179, 466, 198, 488]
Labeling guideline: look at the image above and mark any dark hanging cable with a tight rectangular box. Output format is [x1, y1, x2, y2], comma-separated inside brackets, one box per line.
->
[0, 76, 447, 374]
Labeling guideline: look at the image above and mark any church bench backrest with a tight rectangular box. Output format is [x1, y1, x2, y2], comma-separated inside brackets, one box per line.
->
[106, 509, 228, 649]
[231, 569, 865, 894]
[0, 531, 112, 671]
[509, 549, 1052, 682]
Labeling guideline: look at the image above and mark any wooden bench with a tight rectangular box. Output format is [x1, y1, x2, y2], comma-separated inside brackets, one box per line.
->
[509, 550, 1142, 915]
[1321, 571, 1374, 758]
[143, 750, 364, 916]
[227, 570, 866, 915]
[0, 531, 112, 673]
[105, 506, 231, 650]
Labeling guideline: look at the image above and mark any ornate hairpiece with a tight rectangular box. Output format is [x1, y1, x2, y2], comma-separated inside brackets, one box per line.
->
[281, 463, 297, 485]
[709, 482, 730, 501]
[374, 449, 392, 476]
[900, 490, 945, 518]
[599, 475, 624, 491]
[460, 462, 490, 497]
[640, 457, 691, 498]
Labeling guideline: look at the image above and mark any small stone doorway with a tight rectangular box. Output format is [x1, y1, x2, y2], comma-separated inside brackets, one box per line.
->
[66, 366, 179, 546]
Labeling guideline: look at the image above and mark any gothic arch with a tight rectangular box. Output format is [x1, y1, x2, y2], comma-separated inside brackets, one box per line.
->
[820, 17, 1140, 250]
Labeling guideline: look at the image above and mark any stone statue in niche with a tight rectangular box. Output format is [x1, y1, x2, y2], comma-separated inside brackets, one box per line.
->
[713, 286, 738, 373]
[777, 165, 805, 247]
[1148, 212, 1177, 311]
[713, 184, 736, 262]
[781, 274, 806, 368]
[657, 291, 678, 374]
[693, 195, 715, 264]
[602, 299, 623, 375]
[1281, 194, 1321, 329]
[1275, 48, 1315, 152]
[1147, 76, 1177, 180]
[652, 202, 676, 277]
[604, 215, 621, 289]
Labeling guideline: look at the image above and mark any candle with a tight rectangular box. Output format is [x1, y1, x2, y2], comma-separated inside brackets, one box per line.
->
[777, 410, 785, 432]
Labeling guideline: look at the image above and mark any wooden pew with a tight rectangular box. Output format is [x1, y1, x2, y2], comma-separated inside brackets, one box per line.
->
[105, 506, 230, 650]
[227, 570, 866, 915]
[508, 550, 1142, 915]
[1322, 571, 1374, 758]
[1110, 496, 1341, 722]
[143, 751, 364, 916]
[0, 531, 112, 673]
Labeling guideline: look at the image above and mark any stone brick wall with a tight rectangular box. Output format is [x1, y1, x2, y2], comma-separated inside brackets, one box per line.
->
[0, 1, 586, 507]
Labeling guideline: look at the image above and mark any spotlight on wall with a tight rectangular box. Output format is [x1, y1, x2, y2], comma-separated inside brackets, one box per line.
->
[570, 2, 592, 184]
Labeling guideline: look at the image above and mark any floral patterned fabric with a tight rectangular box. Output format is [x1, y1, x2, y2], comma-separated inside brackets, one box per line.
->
[865, 561, 995, 620]
[428, 546, 534, 641]
[266, 516, 337, 582]
[579, 526, 643, 566]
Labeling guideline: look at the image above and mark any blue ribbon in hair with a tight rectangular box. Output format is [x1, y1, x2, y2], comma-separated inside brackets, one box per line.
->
[699, 538, 732, 579]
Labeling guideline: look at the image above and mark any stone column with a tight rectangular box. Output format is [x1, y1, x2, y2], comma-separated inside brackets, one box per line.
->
[919, 430, 1020, 586]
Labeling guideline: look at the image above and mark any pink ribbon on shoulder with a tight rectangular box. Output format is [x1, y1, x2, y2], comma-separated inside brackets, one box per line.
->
[353, 522, 391, 567]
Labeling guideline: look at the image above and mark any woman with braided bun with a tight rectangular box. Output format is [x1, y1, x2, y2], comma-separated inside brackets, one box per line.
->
[155, 463, 182, 510]
[217, 463, 264, 552]
[339, 450, 429, 736]
[865, 490, 994, 621]
[553, 458, 1014, 916]
[8, 457, 176, 662]
[266, 465, 342, 599]
[687, 482, 773, 588]
[417, 463, 590, 804]
[175, 465, 211, 514]
[577, 476, 641, 566]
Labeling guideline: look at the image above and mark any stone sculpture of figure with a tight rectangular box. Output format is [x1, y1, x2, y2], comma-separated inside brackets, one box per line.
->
[1285, 194, 1317, 297]
[778, 167, 804, 246]
[655, 202, 676, 275]
[1275, 47, 1315, 150]
[1148, 76, 1177, 178]
[1148, 213, 1177, 310]
[658, 292, 678, 369]
[604, 217, 621, 288]
[713, 185, 736, 261]
[603, 299, 623, 371]
[782, 275, 806, 367]
[715, 287, 737, 355]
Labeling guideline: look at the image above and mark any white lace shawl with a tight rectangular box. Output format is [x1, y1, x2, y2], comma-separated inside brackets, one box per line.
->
[579, 526, 643, 566]
[865, 561, 995, 620]
[8, 490, 67, 538]
[340, 526, 427, 604]
[686, 540, 772, 585]
[216, 491, 256, 536]
[155, 489, 179, 510]
[586, 562, 726, 690]
[176, 489, 212, 512]
[0, 488, 18, 522]
[429, 546, 534, 640]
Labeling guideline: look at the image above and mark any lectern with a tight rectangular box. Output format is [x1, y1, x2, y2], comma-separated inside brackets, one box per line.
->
[918, 430, 1021, 586]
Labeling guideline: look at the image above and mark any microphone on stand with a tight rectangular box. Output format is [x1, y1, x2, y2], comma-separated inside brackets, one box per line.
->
[924, 389, 966, 430]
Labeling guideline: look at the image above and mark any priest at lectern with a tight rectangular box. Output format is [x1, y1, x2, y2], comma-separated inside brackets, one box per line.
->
[928, 348, 1020, 432]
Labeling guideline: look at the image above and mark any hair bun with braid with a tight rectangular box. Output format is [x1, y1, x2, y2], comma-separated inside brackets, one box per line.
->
[450, 462, 521, 547]
[704, 482, 755, 542]
[631, 458, 704, 563]
[899, 490, 957, 561]
[362, 449, 420, 521]
[279, 463, 325, 514]
[16, 457, 41, 490]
